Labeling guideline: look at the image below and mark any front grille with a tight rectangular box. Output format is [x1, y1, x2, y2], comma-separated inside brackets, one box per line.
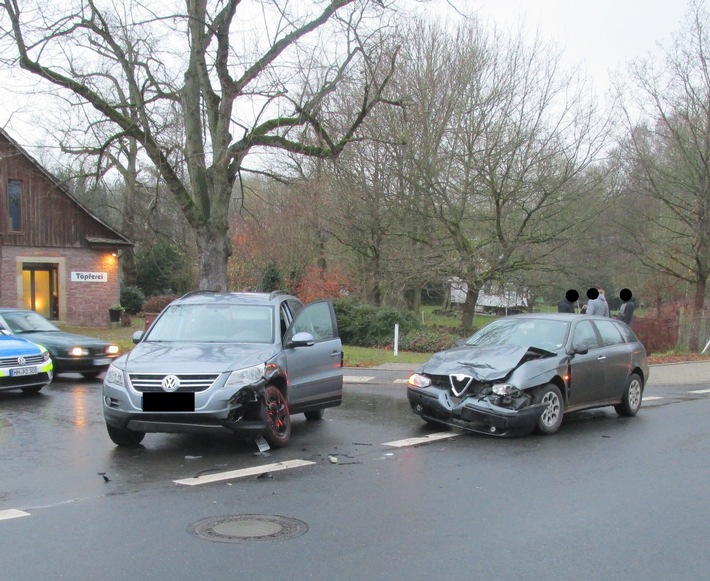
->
[0, 354, 47, 367]
[129, 373, 220, 393]
[429, 374, 488, 396]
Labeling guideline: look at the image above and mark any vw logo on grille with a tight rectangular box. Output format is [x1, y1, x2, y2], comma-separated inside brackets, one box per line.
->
[449, 373, 473, 397]
[17, 356, 26, 366]
[162, 374, 181, 392]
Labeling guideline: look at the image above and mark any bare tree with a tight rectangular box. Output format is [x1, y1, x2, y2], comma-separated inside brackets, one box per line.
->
[0, 0, 399, 290]
[397, 20, 610, 331]
[616, 0, 710, 350]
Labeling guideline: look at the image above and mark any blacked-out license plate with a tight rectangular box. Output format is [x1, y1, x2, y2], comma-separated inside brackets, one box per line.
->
[142, 392, 195, 412]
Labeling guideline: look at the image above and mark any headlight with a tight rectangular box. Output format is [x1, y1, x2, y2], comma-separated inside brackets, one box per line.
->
[69, 347, 89, 357]
[492, 383, 518, 396]
[106, 345, 120, 355]
[224, 363, 266, 389]
[408, 373, 432, 388]
[105, 364, 125, 387]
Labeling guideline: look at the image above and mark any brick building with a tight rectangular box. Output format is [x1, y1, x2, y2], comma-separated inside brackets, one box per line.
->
[0, 129, 132, 326]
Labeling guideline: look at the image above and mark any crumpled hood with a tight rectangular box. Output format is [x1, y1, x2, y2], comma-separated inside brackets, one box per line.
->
[419, 344, 544, 382]
[118, 341, 278, 373]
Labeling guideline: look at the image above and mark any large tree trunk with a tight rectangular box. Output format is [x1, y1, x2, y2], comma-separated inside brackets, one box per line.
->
[196, 224, 231, 291]
[461, 285, 480, 334]
[689, 276, 708, 351]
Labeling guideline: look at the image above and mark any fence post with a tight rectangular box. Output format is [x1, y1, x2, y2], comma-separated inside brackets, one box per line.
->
[394, 324, 399, 357]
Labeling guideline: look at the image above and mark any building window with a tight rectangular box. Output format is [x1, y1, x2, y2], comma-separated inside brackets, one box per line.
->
[8, 179, 22, 232]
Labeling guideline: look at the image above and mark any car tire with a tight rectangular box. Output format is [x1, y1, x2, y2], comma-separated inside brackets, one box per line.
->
[304, 409, 324, 421]
[615, 373, 643, 417]
[81, 371, 101, 380]
[263, 385, 291, 448]
[21, 385, 44, 394]
[106, 424, 145, 447]
[534, 383, 564, 435]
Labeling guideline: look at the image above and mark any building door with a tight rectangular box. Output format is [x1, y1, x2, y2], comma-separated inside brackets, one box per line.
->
[22, 263, 59, 320]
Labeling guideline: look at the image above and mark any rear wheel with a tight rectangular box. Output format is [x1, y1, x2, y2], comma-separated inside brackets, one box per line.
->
[263, 385, 291, 448]
[534, 384, 564, 435]
[21, 385, 44, 394]
[106, 424, 145, 447]
[615, 373, 643, 417]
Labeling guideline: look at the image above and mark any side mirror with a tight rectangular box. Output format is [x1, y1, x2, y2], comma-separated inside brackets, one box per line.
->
[287, 331, 316, 348]
[569, 345, 588, 356]
[132, 330, 145, 344]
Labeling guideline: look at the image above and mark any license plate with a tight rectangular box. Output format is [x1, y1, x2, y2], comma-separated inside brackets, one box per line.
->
[10, 366, 38, 377]
[93, 358, 111, 365]
[142, 392, 195, 412]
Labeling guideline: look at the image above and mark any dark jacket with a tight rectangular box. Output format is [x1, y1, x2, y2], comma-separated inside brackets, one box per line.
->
[619, 300, 635, 324]
[557, 298, 575, 313]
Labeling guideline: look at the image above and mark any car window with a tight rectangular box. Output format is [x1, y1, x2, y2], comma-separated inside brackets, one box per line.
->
[466, 318, 568, 350]
[0, 311, 59, 333]
[613, 321, 639, 343]
[571, 320, 601, 351]
[594, 320, 626, 346]
[291, 301, 336, 341]
[148, 304, 274, 343]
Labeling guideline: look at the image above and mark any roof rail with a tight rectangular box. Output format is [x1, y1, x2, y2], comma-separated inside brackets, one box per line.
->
[268, 290, 286, 300]
[179, 290, 218, 299]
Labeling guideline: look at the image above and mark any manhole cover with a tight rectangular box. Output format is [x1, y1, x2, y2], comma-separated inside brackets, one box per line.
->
[189, 514, 308, 543]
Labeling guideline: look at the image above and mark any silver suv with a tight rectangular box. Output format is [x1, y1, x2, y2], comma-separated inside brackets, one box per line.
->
[103, 291, 343, 448]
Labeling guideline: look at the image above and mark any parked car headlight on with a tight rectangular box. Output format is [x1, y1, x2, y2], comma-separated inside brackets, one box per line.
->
[408, 373, 432, 388]
[224, 363, 266, 388]
[105, 364, 125, 387]
[69, 347, 89, 357]
[106, 345, 120, 355]
[492, 383, 518, 396]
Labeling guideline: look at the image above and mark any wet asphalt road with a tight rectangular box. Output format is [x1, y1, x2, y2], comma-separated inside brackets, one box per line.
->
[1, 371, 709, 581]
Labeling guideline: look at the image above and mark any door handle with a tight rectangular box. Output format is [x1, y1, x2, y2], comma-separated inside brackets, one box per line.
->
[331, 351, 342, 357]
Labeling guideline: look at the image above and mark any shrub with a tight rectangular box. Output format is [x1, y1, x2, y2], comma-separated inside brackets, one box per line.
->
[120, 286, 145, 314]
[142, 294, 178, 313]
[333, 299, 422, 347]
[390, 328, 463, 353]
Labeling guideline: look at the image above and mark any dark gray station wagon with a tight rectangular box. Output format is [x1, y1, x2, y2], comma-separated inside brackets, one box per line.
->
[407, 313, 649, 436]
[103, 291, 343, 448]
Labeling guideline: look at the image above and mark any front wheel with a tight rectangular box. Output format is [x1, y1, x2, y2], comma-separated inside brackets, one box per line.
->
[106, 424, 145, 447]
[615, 373, 643, 417]
[263, 385, 291, 448]
[534, 384, 564, 435]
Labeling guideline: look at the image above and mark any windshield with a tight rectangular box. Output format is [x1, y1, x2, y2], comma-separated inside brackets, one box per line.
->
[465, 318, 569, 351]
[146, 303, 274, 343]
[2, 311, 59, 333]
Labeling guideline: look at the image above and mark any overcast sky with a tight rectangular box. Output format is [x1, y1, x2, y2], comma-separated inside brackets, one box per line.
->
[466, 0, 689, 93]
[1, 0, 693, 151]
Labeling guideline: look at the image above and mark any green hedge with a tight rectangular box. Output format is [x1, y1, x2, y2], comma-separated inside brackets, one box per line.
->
[333, 299, 423, 347]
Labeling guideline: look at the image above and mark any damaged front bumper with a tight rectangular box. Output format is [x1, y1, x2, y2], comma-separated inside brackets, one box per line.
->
[103, 379, 269, 436]
[407, 386, 547, 437]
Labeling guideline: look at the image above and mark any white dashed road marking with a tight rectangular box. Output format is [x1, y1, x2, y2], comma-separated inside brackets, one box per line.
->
[689, 388, 710, 394]
[383, 432, 460, 448]
[0, 509, 29, 521]
[344, 376, 375, 383]
[643, 396, 664, 401]
[394, 379, 409, 383]
[174, 459, 316, 486]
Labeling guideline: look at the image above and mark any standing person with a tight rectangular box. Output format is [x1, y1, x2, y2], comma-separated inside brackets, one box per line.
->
[557, 289, 578, 313]
[585, 286, 610, 317]
[618, 288, 635, 325]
